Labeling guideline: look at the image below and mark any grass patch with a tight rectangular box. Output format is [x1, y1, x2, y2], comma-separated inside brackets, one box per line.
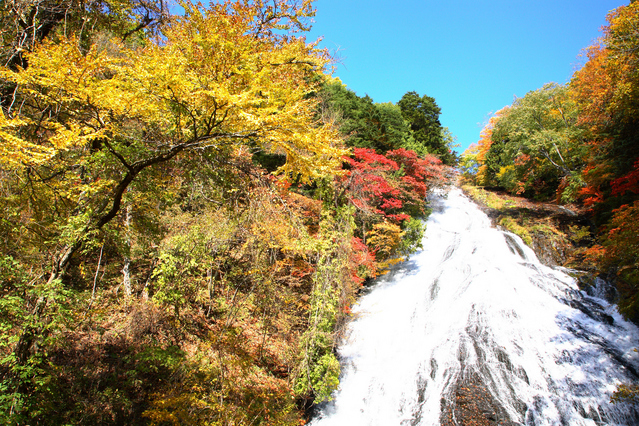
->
[462, 185, 519, 211]
[499, 216, 533, 246]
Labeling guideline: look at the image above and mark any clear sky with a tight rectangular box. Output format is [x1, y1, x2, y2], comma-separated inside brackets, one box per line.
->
[305, 0, 625, 155]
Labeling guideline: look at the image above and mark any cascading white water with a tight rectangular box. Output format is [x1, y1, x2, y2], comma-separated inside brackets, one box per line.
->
[310, 187, 639, 426]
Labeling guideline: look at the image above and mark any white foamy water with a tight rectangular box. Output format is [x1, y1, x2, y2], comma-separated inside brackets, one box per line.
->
[310, 187, 639, 425]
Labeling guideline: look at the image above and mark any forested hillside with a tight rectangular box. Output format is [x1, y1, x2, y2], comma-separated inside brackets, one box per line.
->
[318, 81, 457, 165]
[461, 3, 639, 324]
[0, 1, 450, 424]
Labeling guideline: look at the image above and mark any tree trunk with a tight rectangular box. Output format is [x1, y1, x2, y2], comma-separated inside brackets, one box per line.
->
[122, 204, 133, 297]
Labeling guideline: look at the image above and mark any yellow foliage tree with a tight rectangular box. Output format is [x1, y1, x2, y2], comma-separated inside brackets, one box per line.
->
[1, 0, 345, 364]
[367, 221, 404, 271]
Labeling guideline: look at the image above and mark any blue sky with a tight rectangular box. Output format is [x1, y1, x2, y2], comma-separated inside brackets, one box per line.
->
[306, 0, 624, 154]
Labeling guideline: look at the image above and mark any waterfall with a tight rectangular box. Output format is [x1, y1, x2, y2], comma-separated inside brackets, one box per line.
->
[310, 187, 639, 425]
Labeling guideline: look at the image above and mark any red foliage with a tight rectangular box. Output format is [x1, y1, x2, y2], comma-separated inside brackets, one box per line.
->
[514, 154, 531, 167]
[342, 148, 446, 223]
[612, 159, 639, 196]
[349, 237, 377, 284]
[579, 185, 604, 209]
[342, 148, 404, 221]
[386, 213, 411, 223]
[578, 164, 612, 209]
[379, 197, 403, 210]
[387, 149, 446, 195]
[346, 148, 400, 170]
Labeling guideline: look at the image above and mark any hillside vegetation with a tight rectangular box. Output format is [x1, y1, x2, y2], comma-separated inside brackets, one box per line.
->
[0, 1, 451, 424]
[461, 2, 639, 326]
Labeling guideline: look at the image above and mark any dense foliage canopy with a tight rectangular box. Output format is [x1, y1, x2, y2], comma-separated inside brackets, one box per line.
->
[0, 1, 450, 423]
[318, 79, 458, 165]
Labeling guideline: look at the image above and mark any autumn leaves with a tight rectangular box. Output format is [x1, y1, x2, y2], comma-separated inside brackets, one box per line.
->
[0, 1, 449, 423]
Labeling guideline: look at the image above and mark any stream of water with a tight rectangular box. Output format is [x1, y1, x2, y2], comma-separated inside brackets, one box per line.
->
[310, 187, 639, 425]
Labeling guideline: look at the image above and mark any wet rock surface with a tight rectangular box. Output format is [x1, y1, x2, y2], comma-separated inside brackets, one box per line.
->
[441, 373, 520, 426]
